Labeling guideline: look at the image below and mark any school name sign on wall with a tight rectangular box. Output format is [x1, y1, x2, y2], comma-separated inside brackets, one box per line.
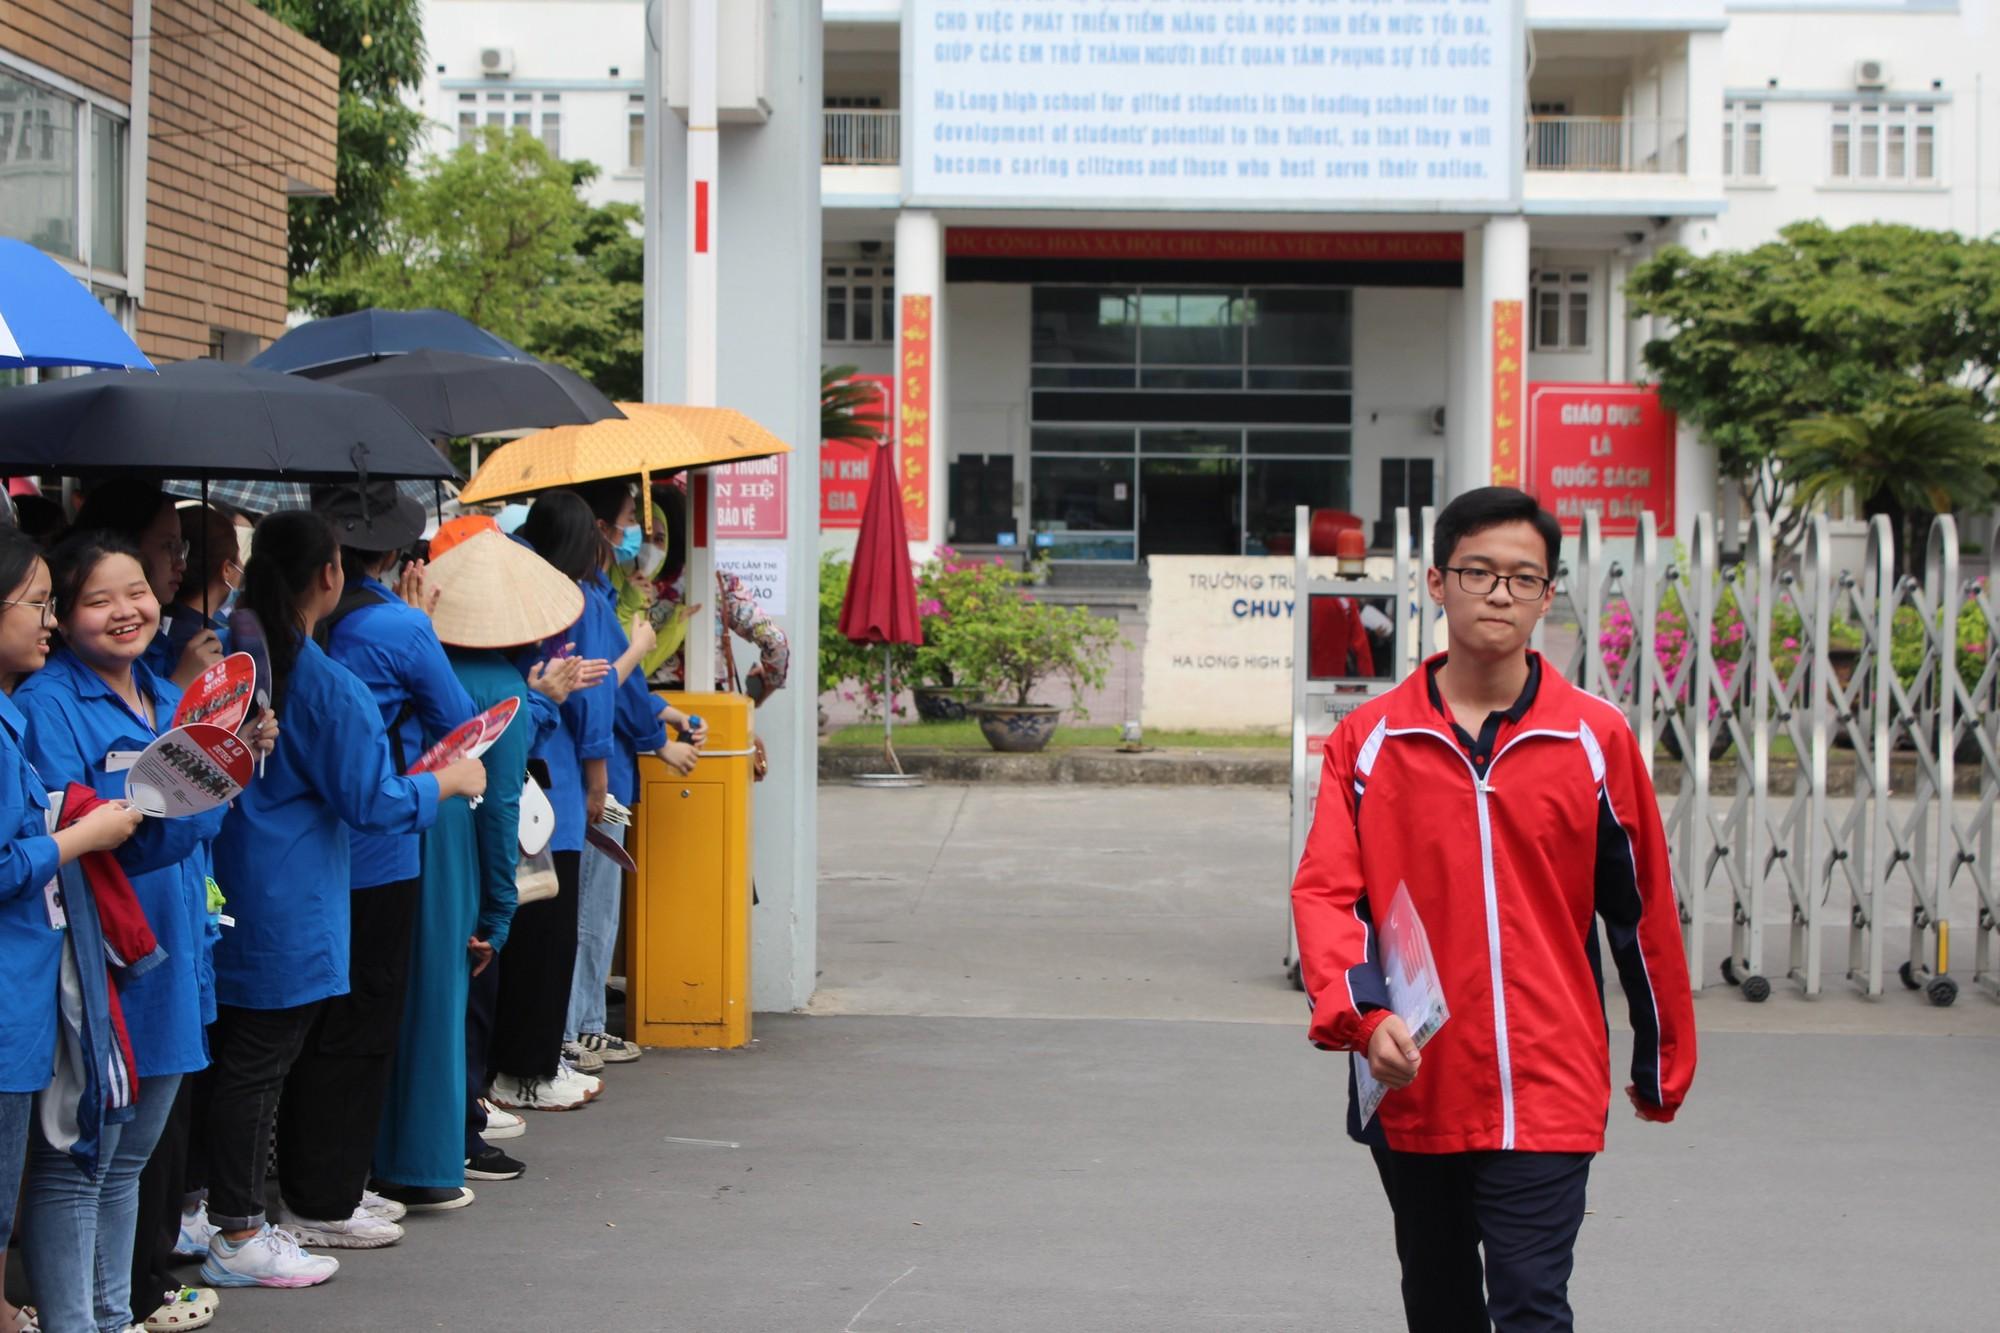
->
[908, 0, 1523, 210]
[1525, 383, 1677, 537]
[1142, 556, 1330, 732]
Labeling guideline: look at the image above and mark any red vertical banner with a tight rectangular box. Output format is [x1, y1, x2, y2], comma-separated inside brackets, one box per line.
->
[898, 294, 933, 542]
[1490, 299, 1524, 487]
[820, 373, 892, 530]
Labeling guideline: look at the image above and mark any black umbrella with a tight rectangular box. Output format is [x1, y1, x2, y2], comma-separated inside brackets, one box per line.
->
[318, 349, 625, 441]
[250, 308, 533, 378]
[0, 359, 456, 483]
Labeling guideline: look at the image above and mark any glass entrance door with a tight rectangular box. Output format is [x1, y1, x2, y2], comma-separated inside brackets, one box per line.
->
[1139, 430, 1240, 557]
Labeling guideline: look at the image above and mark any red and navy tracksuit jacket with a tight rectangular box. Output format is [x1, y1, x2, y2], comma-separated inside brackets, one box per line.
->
[1292, 653, 1696, 1155]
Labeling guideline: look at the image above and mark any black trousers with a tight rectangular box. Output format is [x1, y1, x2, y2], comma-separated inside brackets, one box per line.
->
[464, 951, 500, 1157]
[203, 1001, 322, 1231]
[130, 1073, 195, 1306]
[277, 876, 424, 1221]
[1370, 1146, 1593, 1333]
[489, 850, 580, 1083]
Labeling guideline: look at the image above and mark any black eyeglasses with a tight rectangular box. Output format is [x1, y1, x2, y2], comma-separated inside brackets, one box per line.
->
[0, 598, 55, 627]
[1440, 567, 1552, 601]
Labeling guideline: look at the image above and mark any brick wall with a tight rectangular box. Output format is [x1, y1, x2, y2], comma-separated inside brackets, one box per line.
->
[2, 0, 335, 363]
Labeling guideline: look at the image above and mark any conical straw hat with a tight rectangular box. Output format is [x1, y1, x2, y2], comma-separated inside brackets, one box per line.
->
[425, 528, 584, 649]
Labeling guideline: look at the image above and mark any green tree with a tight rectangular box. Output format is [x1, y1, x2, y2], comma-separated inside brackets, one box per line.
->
[1779, 408, 1997, 574]
[1626, 222, 2000, 524]
[255, 0, 428, 283]
[297, 130, 641, 395]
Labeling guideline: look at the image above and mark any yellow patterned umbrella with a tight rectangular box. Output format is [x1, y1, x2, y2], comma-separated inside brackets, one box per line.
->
[456, 402, 792, 504]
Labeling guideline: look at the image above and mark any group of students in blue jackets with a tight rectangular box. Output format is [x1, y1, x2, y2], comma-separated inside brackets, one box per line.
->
[0, 475, 705, 1332]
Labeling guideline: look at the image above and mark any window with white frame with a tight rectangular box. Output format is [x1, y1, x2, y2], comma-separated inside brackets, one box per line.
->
[1530, 270, 1590, 353]
[626, 95, 644, 171]
[1723, 100, 1763, 180]
[0, 61, 130, 277]
[456, 89, 562, 157]
[824, 261, 895, 345]
[1829, 102, 1936, 183]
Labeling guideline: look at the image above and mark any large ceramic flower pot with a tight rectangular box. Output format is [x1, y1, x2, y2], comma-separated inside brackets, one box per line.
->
[912, 685, 982, 723]
[969, 703, 1061, 753]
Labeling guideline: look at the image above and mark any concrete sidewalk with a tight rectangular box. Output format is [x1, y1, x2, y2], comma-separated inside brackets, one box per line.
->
[220, 785, 1999, 1331]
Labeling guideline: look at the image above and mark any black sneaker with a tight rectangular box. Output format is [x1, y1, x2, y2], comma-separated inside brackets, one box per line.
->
[465, 1147, 525, 1181]
[370, 1182, 476, 1211]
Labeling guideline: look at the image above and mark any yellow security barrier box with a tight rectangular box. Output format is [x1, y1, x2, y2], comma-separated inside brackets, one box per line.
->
[624, 690, 753, 1049]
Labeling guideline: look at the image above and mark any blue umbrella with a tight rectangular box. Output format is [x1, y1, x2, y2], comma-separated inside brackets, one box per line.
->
[250, 308, 532, 378]
[0, 238, 153, 371]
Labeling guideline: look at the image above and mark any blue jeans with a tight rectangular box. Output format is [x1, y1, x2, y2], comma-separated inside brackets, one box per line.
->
[564, 822, 625, 1041]
[22, 1073, 183, 1333]
[0, 1091, 30, 1242]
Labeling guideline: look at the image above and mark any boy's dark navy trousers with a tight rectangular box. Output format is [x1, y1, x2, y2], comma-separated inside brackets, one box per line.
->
[1370, 1145, 1593, 1333]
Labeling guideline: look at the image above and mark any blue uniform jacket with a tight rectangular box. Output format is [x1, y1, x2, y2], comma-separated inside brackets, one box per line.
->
[15, 650, 228, 1078]
[610, 666, 668, 808]
[0, 689, 64, 1094]
[212, 638, 441, 1011]
[520, 572, 615, 855]
[324, 576, 478, 890]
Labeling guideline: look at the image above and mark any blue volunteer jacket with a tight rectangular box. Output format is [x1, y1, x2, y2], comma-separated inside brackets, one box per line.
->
[212, 638, 441, 1010]
[15, 650, 228, 1078]
[0, 688, 64, 1095]
[323, 576, 478, 890]
[519, 570, 615, 855]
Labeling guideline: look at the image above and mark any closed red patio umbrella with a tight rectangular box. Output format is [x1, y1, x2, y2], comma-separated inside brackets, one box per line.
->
[838, 441, 924, 775]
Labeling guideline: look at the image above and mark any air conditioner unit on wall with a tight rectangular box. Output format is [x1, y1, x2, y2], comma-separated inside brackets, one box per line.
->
[479, 47, 515, 77]
[1854, 58, 1889, 90]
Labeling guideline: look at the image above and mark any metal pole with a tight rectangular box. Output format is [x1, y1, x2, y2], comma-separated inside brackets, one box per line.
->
[683, 0, 719, 692]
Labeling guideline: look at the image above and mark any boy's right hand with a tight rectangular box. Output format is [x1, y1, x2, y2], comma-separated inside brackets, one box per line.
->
[1366, 1014, 1422, 1089]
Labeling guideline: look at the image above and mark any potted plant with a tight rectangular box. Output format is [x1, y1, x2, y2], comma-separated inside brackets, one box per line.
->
[906, 549, 992, 721]
[943, 566, 1120, 753]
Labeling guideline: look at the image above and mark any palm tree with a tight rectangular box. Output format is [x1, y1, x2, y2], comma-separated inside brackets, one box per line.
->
[1779, 408, 1998, 576]
[821, 364, 883, 445]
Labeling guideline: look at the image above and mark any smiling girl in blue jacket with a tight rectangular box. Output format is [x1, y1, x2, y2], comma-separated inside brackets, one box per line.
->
[198, 511, 485, 1292]
[13, 531, 250, 1333]
[0, 526, 147, 1333]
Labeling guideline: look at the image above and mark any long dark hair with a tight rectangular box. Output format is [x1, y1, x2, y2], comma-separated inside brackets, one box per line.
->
[0, 525, 44, 608]
[518, 491, 602, 583]
[47, 531, 148, 623]
[240, 510, 337, 711]
[179, 503, 240, 601]
[71, 480, 173, 544]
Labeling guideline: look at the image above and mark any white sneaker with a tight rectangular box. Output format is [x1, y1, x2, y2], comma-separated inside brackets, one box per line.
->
[487, 1072, 588, 1112]
[200, 1225, 339, 1289]
[359, 1188, 407, 1223]
[175, 1201, 218, 1258]
[561, 1039, 606, 1074]
[281, 1208, 404, 1250]
[553, 1059, 602, 1101]
[577, 1031, 642, 1064]
[479, 1100, 527, 1140]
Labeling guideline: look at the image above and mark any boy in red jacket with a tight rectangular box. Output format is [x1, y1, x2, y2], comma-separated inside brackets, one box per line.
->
[1292, 486, 1695, 1332]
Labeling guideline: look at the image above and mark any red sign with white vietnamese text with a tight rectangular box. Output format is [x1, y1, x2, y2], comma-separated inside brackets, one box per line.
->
[820, 373, 892, 531]
[1525, 383, 1677, 537]
[712, 455, 787, 539]
[945, 228, 1465, 264]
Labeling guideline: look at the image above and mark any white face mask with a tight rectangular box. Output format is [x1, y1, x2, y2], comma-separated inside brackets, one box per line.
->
[632, 541, 667, 580]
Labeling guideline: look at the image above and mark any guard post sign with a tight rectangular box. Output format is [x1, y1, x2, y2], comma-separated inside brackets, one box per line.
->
[1524, 383, 1676, 537]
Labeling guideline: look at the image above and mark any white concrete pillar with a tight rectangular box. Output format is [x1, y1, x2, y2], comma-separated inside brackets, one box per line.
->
[1448, 226, 1483, 502]
[1606, 252, 1629, 383]
[1682, 31, 1726, 188]
[893, 210, 946, 562]
[1462, 215, 1530, 499]
[1671, 219, 1720, 536]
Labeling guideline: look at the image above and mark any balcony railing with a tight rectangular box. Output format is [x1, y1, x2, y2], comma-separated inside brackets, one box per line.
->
[823, 109, 900, 166]
[1526, 116, 1687, 174]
